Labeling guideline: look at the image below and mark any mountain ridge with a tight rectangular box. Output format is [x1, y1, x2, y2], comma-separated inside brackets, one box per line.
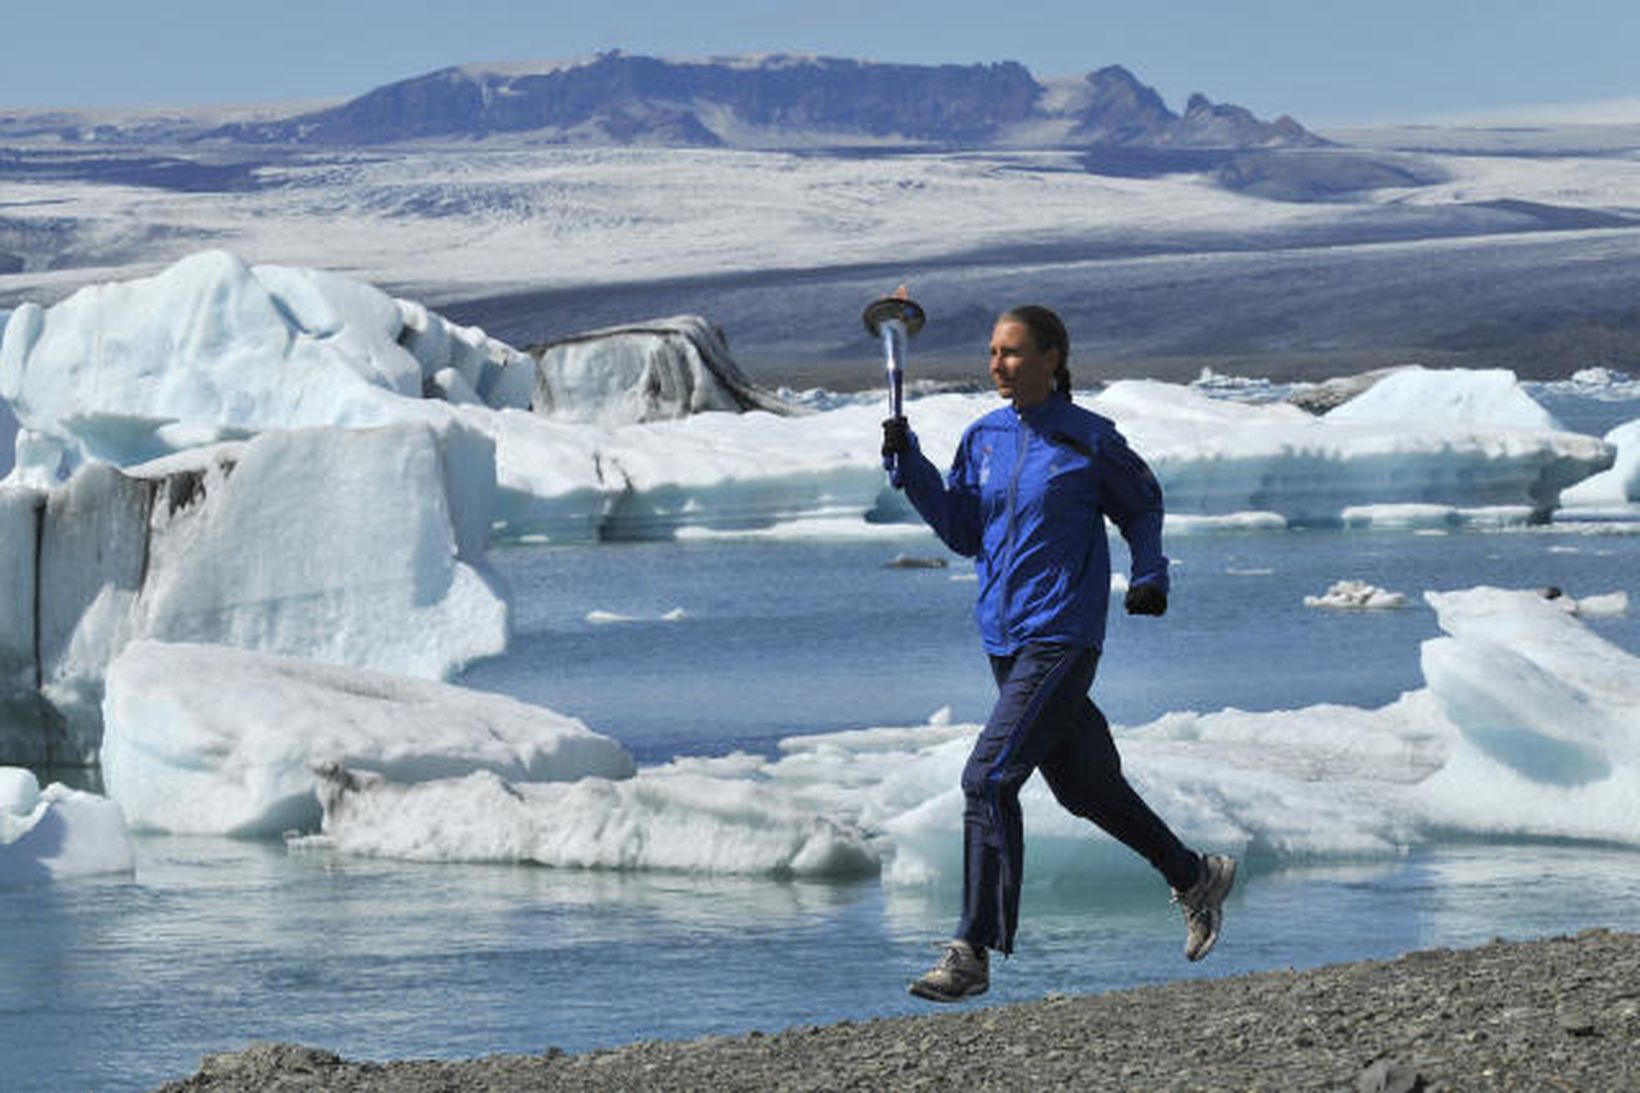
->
[204, 52, 1324, 150]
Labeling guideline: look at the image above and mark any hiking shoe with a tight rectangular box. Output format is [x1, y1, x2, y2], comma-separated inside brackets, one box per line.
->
[908, 940, 989, 1002]
[1173, 853, 1237, 962]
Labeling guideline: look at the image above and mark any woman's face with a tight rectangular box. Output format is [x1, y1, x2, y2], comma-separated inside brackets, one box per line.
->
[989, 319, 1059, 409]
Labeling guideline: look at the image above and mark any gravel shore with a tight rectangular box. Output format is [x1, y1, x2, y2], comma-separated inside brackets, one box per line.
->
[155, 929, 1639, 1092]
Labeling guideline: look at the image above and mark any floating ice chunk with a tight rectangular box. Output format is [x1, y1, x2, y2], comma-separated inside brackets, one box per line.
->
[1419, 586, 1640, 797]
[1341, 503, 1459, 529]
[0, 767, 133, 884]
[1567, 590, 1628, 617]
[1422, 639, 1610, 784]
[100, 641, 636, 837]
[1570, 366, 1631, 389]
[584, 607, 687, 625]
[302, 762, 879, 878]
[1424, 586, 1639, 709]
[1561, 419, 1640, 505]
[1108, 695, 1453, 862]
[1324, 365, 1563, 430]
[674, 514, 933, 542]
[1165, 512, 1289, 533]
[478, 401, 898, 542]
[1189, 366, 1292, 405]
[1407, 588, 1640, 844]
[532, 315, 793, 427]
[1091, 380, 1609, 524]
[1304, 580, 1409, 610]
[1547, 367, 1640, 400]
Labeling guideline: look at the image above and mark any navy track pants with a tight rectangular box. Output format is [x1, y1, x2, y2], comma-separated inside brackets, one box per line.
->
[956, 642, 1202, 955]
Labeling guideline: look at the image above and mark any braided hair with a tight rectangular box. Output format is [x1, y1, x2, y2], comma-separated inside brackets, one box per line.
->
[1000, 304, 1072, 399]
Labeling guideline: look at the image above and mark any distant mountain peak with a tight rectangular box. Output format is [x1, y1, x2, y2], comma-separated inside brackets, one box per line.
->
[207, 53, 1323, 151]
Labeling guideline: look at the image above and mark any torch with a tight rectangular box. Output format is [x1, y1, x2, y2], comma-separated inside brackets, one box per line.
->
[863, 287, 926, 487]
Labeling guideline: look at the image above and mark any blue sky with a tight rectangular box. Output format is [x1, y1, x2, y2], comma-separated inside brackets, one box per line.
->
[5, 0, 1639, 125]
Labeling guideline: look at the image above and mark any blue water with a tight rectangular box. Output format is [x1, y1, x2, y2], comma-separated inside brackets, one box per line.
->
[5, 428, 1640, 1092]
[464, 525, 1639, 763]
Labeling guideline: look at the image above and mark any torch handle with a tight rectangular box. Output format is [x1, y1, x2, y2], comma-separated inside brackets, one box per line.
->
[862, 293, 926, 489]
[881, 323, 906, 421]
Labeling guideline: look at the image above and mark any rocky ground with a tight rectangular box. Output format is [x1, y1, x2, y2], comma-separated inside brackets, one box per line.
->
[155, 929, 1638, 1092]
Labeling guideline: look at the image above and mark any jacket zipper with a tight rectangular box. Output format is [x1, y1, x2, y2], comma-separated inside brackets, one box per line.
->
[1000, 417, 1029, 644]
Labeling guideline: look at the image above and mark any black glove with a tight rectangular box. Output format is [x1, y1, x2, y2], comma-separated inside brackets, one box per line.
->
[882, 416, 911, 457]
[1124, 583, 1168, 617]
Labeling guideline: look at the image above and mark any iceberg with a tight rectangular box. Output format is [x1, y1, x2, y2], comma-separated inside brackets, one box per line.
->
[296, 585, 1639, 881]
[0, 766, 133, 884]
[301, 763, 879, 877]
[12, 420, 506, 763]
[1324, 365, 1564, 430]
[95, 637, 875, 878]
[100, 641, 636, 837]
[0, 250, 533, 481]
[532, 314, 795, 426]
[1090, 379, 1611, 524]
[1414, 587, 1640, 840]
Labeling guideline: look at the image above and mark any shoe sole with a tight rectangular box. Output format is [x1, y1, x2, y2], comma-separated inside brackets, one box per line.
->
[907, 980, 989, 1003]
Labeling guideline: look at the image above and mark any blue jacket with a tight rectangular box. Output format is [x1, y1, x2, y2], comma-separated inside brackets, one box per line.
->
[895, 394, 1169, 655]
